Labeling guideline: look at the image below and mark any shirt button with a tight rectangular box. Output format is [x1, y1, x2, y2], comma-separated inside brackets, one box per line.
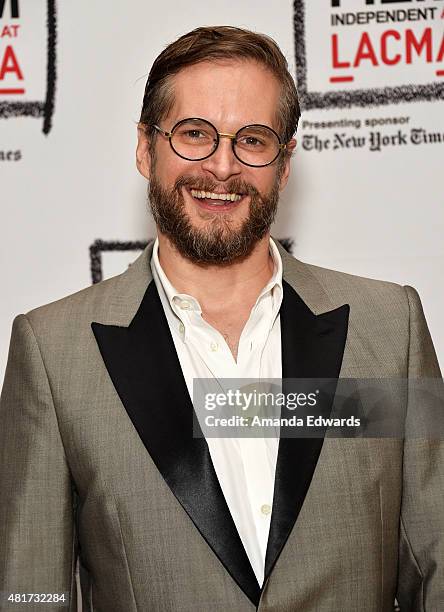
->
[179, 300, 191, 310]
[261, 504, 272, 516]
[210, 341, 218, 352]
[179, 323, 185, 334]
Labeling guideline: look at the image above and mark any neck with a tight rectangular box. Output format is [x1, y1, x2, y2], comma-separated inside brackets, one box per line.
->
[156, 231, 274, 311]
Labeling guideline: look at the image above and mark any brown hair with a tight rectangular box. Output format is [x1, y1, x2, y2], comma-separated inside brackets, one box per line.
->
[139, 26, 300, 156]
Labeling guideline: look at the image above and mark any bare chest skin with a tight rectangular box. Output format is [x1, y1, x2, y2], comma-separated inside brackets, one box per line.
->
[157, 239, 276, 362]
[197, 256, 275, 362]
[202, 304, 253, 362]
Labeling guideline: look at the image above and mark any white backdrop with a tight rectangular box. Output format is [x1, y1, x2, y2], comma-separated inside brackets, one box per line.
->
[1, 0, 443, 387]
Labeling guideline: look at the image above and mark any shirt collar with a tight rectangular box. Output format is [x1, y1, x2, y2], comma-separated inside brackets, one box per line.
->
[258, 236, 283, 304]
[151, 237, 189, 309]
[151, 235, 283, 315]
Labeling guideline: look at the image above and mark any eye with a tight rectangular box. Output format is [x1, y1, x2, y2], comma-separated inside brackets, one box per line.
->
[176, 127, 213, 143]
[181, 129, 204, 139]
[239, 136, 264, 147]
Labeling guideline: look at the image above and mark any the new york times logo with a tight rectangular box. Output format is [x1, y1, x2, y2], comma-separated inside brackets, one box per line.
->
[294, 0, 444, 109]
[0, 0, 57, 134]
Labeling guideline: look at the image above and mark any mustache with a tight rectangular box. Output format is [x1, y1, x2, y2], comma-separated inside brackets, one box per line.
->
[173, 174, 259, 197]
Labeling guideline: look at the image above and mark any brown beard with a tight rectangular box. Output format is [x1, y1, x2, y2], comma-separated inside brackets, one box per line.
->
[148, 169, 281, 265]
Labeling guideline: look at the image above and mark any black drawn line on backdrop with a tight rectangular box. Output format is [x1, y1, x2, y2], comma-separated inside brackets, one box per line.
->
[0, 0, 57, 134]
[90, 240, 149, 284]
[89, 239, 295, 285]
[42, 0, 57, 134]
[293, 0, 444, 110]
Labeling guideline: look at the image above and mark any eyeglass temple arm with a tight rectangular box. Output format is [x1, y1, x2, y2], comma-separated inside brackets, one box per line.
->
[152, 124, 173, 138]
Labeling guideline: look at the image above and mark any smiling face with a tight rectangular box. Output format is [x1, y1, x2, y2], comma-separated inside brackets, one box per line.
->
[136, 59, 295, 264]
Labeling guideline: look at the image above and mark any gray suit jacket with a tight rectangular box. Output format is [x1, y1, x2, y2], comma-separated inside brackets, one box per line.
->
[0, 240, 443, 611]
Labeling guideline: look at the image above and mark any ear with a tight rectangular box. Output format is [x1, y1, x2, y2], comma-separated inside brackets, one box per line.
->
[278, 137, 297, 191]
[136, 124, 152, 180]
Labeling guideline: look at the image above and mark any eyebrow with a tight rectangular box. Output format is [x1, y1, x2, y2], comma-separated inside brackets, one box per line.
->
[172, 117, 278, 131]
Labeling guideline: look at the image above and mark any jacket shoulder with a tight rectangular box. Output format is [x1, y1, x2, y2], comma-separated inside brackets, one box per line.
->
[281, 245, 410, 312]
[23, 243, 153, 333]
[303, 260, 408, 304]
[24, 272, 125, 330]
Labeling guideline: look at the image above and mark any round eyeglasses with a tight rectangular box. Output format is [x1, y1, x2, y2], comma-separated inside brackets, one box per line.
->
[151, 118, 287, 168]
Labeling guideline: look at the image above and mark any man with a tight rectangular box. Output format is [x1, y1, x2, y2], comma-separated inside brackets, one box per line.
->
[0, 26, 442, 612]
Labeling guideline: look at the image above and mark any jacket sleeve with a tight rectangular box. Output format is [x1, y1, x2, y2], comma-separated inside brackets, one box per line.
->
[0, 314, 78, 611]
[396, 286, 444, 610]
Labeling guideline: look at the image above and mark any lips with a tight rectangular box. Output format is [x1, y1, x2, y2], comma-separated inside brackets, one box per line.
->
[185, 186, 247, 210]
[190, 188, 242, 202]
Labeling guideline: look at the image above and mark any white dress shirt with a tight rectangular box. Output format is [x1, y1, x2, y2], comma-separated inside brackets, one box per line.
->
[150, 237, 283, 586]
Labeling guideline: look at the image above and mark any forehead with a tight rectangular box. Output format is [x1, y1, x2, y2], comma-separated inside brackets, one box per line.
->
[166, 59, 281, 130]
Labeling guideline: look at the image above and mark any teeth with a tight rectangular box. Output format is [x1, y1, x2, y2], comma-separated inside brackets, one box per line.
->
[190, 189, 242, 202]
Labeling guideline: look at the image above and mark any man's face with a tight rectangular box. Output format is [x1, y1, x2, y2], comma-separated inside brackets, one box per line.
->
[136, 59, 295, 264]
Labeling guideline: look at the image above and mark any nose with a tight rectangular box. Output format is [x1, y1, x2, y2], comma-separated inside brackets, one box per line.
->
[200, 135, 242, 181]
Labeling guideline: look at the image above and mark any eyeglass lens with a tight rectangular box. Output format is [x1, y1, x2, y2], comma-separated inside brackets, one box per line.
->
[170, 119, 281, 166]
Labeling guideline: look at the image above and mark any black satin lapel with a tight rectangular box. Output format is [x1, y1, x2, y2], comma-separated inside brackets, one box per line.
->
[91, 281, 260, 606]
[264, 280, 350, 580]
